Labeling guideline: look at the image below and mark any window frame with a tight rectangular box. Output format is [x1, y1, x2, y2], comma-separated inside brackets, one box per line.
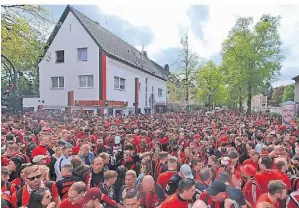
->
[51, 76, 64, 89]
[158, 88, 163, 97]
[77, 47, 88, 61]
[114, 76, 126, 90]
[55, 50, 64, 63]
[78, 75, 94, 88]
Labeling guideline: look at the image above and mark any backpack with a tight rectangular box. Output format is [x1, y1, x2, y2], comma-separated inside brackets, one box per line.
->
[16, 180, 53, 207]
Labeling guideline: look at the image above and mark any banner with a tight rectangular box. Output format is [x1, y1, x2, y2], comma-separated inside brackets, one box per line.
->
[281, 101, 297, 126]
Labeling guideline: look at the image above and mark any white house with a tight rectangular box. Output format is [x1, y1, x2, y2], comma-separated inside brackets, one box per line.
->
[293, 75, 299, 103]
[25, 5, 169, 115]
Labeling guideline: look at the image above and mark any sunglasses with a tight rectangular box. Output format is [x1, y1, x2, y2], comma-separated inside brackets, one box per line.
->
[27, 174, 42, 181]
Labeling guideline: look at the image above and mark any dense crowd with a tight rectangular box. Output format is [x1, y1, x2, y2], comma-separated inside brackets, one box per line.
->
[1, 110, 299, 208]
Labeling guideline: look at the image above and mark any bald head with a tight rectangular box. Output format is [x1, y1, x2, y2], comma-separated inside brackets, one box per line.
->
[142, 175, 155, 184]
[142, 175, 155, 192]
[192, 200, 207, 208]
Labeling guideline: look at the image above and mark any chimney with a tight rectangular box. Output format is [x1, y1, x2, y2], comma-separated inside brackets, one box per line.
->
[142, 51, 147, 57]
[164, 64, 169, 71]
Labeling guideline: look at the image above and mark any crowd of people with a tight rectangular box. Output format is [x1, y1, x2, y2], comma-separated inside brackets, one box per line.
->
[1, 109, 299, 208]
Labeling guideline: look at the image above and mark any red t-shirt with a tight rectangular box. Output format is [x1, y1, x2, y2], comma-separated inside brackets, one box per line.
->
[59, 198, 82, 208]
[157, 171, 176, 190]
[243, 159, 259, 170]
[254, 193, 279, 208]
[276, 170, 291, 191]
[160, 193, 191, 208]
[255, 170, 281, 194]
[11, 181, 59, 207]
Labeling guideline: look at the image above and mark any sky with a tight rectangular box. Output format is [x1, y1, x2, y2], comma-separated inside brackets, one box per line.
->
[45, 3, 299, 88]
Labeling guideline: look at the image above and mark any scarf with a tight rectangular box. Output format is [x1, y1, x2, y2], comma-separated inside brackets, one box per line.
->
[139, 187, 158, 208]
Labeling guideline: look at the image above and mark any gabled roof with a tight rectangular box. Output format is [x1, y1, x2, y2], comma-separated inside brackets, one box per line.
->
[46, 5, 167, 80]
[292, 75, 299, 82]
[150, 60, 171, 76]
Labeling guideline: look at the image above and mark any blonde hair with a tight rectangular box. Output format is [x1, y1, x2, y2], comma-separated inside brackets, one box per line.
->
[23, 165, 40, 176]
[104, 170, 118, 180]
[39, 165, 50, 180]
[126, 170, 137, 179]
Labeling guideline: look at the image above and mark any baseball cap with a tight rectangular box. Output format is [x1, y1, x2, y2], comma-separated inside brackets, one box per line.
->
[79, 188, 102, 204]
[206, 180, 226, 196]
[32, 155, 48, 163]
[292, 155, 299, 161]
[180, 164, 194, 179]
[240, 164, 256, 177]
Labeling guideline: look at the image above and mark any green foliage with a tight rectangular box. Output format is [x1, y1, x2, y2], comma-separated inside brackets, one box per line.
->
[196, 61, 224, 109]
[221, 15, 284, 113]
[269, 85, 285, 106]
[1, 5, 53, 95]
[282, 84, 295, 102]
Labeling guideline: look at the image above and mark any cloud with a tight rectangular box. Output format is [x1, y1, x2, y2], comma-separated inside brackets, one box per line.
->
[152, 47, 183, 71]
[186, 5, 209, 40]
[47, 4, 299, 86]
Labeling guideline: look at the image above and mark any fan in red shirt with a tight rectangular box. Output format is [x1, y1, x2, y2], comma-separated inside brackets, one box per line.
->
[274, 158, 291, 192]
[243, 150, 259, 170]
[11, 165, 61, 208]
[241, 164, 261, 207]
[60, 181, 86, 208]
[31, 134, 51, 164]
[286, 190, 299, 208]
[254, 180, 287, 208]
[255, 156, 281, 194]
[160, 178, 195, 208]
[157, 156, 177, 189]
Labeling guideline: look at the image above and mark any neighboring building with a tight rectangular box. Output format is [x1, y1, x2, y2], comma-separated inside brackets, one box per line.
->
[251, 94, 268, 111]
[293, 75, 299, 103]
[25, 5, 168, 115]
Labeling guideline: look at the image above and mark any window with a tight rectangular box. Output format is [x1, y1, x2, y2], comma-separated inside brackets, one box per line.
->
[51, 77, 64, 88]
[158, 88, 163, 97]
[152, 86, 154, 93]
[56, 50, 64, 63]
[78, 48, 87, 61]
[114, 76, 126, 90]
[139, 83, 141, 91]
[79, 75, 93, 88]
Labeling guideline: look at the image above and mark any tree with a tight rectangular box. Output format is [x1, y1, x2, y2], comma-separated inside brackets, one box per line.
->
[1, 5, 52, 95]
[269, 85, 285, 106]
[175, 33, 200, 103]
[282, 84, 295, 102]
[196, 61, 223, 110]
[221, 15, 284, 114]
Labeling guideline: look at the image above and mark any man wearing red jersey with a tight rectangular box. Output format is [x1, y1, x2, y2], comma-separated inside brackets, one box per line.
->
[254, 180, 287, 208]
[31, 134, 51, 164]
[243, 150, 259, 170]
[255, 156, 281, 194]
[60, 181, 86, 208]
[157, 156, 177, 189]
[241, 164, 261, 207]
[160, 179, 195, 208]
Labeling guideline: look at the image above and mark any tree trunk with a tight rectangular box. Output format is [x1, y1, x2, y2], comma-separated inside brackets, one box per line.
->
[239, 99, 242, 112]
[247, 81, 252, 114]
[208, 94, 212, 110]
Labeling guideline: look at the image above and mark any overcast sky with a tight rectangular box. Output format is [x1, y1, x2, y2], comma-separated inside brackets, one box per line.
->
[46, 4, 299, 87]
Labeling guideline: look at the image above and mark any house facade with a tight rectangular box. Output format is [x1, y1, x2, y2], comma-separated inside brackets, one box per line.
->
[27, 6, 169, 115]
[251, 94, 268, 112]
[293, 75, 299, 103]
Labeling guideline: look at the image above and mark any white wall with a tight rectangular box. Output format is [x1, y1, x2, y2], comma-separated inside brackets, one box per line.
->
[23, 98, 41, 111]
[106, 57, 167, 113]
[39, 11, 99, 107]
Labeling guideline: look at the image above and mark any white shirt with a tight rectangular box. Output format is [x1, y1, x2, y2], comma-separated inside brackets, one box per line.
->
[54, 154, 72, 181]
